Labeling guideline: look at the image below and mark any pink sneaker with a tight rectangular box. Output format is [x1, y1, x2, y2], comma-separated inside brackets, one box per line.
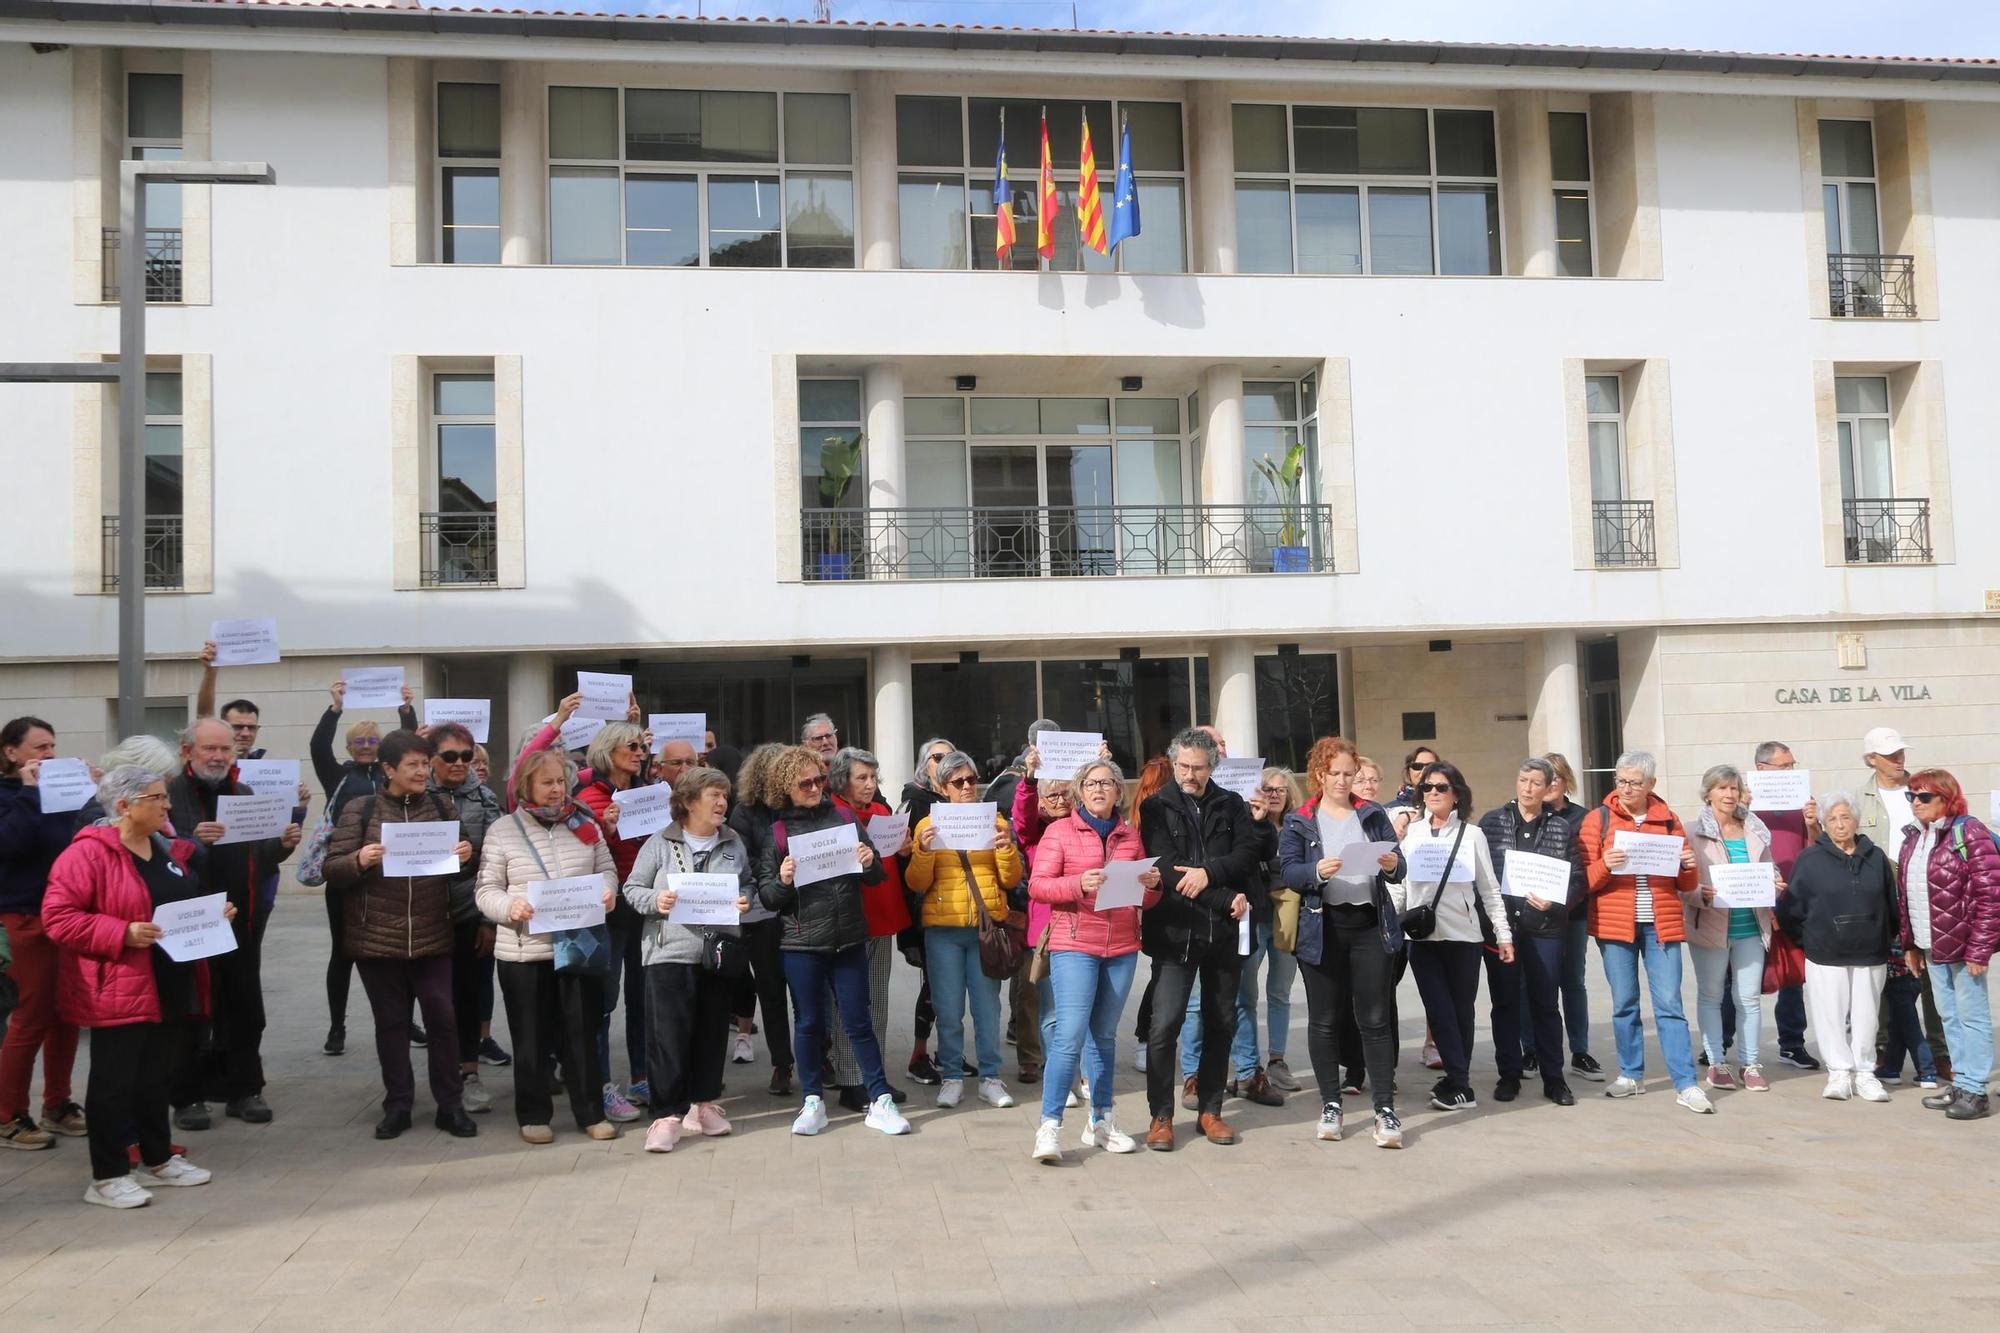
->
[1740, 1065, 1770, 1092]
[1705, 1063, 1737, 1091]
[1421, 1042, 1444, 1071]
[643, 1116, 681, 1153]
[689, 1102, 732, 1137]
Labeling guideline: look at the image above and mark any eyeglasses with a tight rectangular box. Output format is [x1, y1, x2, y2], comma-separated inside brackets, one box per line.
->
[1041, 789, 1073, 803]
[436, 750, 474, 764]
[944, 776, 979, 790]
[619, 742, 646, 753]
[1419, 781, 1453, 794]
[1172, 763, 1211, 777]
[1614, 777, 1648, 789]
[1079, 778, 1119, 792]
[229, 723, 260, 735]
[129, 792, 171, 806]
[794, 775, 828, 791]
[1261, 785, 1292, 796]
[808, 732, 837, 745]
[1910, 791, 1943, 805]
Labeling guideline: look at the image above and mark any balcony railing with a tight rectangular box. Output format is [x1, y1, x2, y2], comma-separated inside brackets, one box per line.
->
[1827, 253, 1916, 318]
[101, 228, 184, 303]
[421, 511, 499, 587]
[1591, 499, 1656, 568]
[100, 515, 184, 592]
[1843, 497, 1931, 564]
[800, 504, 1335, 581]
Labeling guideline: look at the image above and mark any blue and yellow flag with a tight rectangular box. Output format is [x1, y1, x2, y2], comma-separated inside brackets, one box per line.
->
[1107, 110, 1142, 254]
[994, 108, 1017, 268]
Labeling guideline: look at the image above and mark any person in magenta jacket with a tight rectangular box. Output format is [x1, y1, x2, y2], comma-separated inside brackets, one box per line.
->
[42, 765, 225, 1208]
[1026, 757, 1160, 1163]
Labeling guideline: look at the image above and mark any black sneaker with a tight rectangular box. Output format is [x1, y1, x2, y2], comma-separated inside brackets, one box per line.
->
[1521, 1051, 1539, 1075]
[1570, 1052, 1606, 1082]
[1429, 1087, 1477, 1113]
[1544, 1080, 1576, 1106]
[1698, 1050, 1710, 1067]
[1945, 1092, 1991, 1121]
[1778, 1048, 1822, 1072]
[174, 1102, 212, 1131]
[323, 1026, 345, 1057]
[226, 1095, 273, 1124]
[1494, 1076, 1521, 1103]
[907, 1052, 941, 1085]
[768, 1065, 793, 1097]
[836, 1085, 869, 1112]
[887, 1083, 909, 1105]
[410, 1025, 429, 1048]
[478, 1037, 512, 1067]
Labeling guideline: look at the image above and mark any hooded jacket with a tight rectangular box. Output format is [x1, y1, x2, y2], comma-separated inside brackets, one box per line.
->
[1137, 782, 1259, 962]
[1683, 805, 1777, 949]
[1896, 815, 2000, 965]
[0, 774, 82, 915]
[1579, 792, 1697, 944]
[1778, 832, 1899, 967]
[42, 825, 199, 1028]
[324, 787, 461, 960]
[623, 821, 748, 966]
[754, 799, 884, 953]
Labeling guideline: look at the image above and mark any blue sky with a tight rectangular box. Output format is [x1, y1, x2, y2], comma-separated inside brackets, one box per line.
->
[602, 2, 2000, 59]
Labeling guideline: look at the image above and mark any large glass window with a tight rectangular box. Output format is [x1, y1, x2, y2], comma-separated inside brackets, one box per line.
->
[1255, 653, 1340, 773]
[913, 657, 1205, 782]
[1586, 373, 1624, 503]
[547, 86, 852, 267]
[894, 95, 1187, 273]
[1232, 103, 1501, 276]
[1549, 110, 1594, 277]
[433, 374, 497, 515]
[143, 371, 183, 520]
[800, 378, 865, 511]
[1834, 375, 1893, 500]
[126, 72, 184, 234]
[437, 82, 500, 264]
[1819, 119, 1881, 256]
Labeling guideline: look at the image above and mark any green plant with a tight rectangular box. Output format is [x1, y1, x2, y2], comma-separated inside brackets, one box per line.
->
[1253, 440, 1307, 546]
[817, 432, 865, 555]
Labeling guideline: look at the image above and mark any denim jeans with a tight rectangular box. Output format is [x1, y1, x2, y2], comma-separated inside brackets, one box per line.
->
[1526, 914, 1593, 1061]
[1925, 957, 1994, 1095]
[779, 944, 890, 1101]
[1876, 972, 1939, 1082]
[1041, 950, 1138, 1123]
[1597, 925, 1697, 1090]
[1264, 924, 1298, 1059]
[1179, 919, 1272, 1080]
[1691, 936, 1766, 1066]
[924, 926, 1002, 1080]
[1722, 973, 1805, 1055]
[1509, 933, 1567, 1081]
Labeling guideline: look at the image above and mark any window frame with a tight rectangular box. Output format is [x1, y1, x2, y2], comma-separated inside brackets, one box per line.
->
[429, 370, 498, 514]
[1549, 110, 1595, 278]
[125, 71, 185, 234]
[1818, 117, 1882, 257]
[1230, 101, 1505, 276]
[799, 376, 866, 510]
[1585, 372, 1626, 502]
[1833, 374, 1894, 500]
[434, 81, 502, 265]
[544, 84, 856, 269]
[143, 369, 185, 520]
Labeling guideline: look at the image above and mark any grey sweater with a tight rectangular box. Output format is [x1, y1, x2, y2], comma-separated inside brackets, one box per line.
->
[623, 822, 748, 966]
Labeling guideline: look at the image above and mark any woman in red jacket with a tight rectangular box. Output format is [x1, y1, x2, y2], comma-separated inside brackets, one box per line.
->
[42, 765, 227, 1208]
[828, 747, 912, 1111]
[1027, 757, 1160, 1163]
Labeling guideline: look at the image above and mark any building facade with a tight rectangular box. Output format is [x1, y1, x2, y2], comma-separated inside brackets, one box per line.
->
[2, 2, 1997, 814]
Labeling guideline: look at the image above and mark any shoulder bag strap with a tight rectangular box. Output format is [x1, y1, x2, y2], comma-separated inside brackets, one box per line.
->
[956, 850, 994, 927]
[510, 812, 555, 880]
[1426, 821, 1469, 911]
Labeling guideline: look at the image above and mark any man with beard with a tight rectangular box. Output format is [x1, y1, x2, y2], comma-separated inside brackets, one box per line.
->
[167, 718, 301, 1128]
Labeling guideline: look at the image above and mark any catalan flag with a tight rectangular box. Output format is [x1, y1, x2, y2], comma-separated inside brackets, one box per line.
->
[1107, 109, 1142, 254]
[1036, 108, 1058, 261]
[993, 108, 1016, 268]
[1077, 108, 1108, 255]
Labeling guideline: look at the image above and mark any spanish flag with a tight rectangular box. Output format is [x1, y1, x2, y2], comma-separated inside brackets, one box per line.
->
[1077, 108, 1108, 255]
[993, 108, 1016, 268]
[1036, 108, 1058, 261]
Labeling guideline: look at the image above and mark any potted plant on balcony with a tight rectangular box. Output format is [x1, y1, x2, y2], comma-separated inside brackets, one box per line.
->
[815, 432, 865, 580]
[1253, 440, 1311, 572]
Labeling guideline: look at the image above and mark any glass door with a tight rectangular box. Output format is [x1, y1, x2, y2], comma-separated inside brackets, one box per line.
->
[1047, 444, 1113, 574]
[970, 445, 1040, 575]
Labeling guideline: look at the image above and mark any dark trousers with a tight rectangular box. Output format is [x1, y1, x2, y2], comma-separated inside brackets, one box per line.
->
[1877, 972, 1940, 1081]
[1409, 940, 1484, 1095]
[1145, 952, 1240, 1117]
[451, 921, 484, 1065]
[643, 962, 733, 1118]
[1009, 950, 1043, 1067]
[780, 944, 889, 1101]
[598, 907, 646, 1087]
[1134, 969, 1156, 1043]
[1507, 934, 1567, 1084]
[1298, 914, 1398, 1113]
[496, 959, 604, 1129]
[356, 956, 462, 1116]
[1337, 948, 1404, 1083]
[326, 888, 353, 1031]
[205, 905, 268, 1101]
[84, 1022, 173, 1181]
[731, 917, 794, 1072]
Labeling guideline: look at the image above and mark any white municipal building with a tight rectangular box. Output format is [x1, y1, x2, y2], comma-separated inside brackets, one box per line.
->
[2, 0, 1997, 811]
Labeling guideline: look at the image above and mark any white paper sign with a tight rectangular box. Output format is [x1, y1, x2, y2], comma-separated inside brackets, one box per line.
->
[1613, 830, 1686, 877]
[1092, 856, 1159, 910]
[931, 802, 998, 851]
[866, 813, 910, 858]
[236, 759, 300, 804]
[1332, 840, 1401, 883]
[525, 875, 608, 934]
[382, 820, 461, 877]
[1212, 758, 1266, 802]
[424, 698, 491, 744]
[575, 671, 633, 722]
[1990, 791, 2000, 824]
[648, 713, 707, 755]
[1409, 839, 1475, 883]
[342, 666, 405, 710]
[1501, 849, 1571, 902]
[665, 873, 742, 926]
[1709, 861, 1778, 909]
[35, 758, 97, 814]
[153, 892, 237, 963]
[1035, 731, 1103, 780]
[558, 715, 606, 753]
[612, 784, 674, 841]
[791, 823, 861, 887]
[1748, 769, 1813, 812]
[209, 618, 280, 666]
[215, 792, 293, 845]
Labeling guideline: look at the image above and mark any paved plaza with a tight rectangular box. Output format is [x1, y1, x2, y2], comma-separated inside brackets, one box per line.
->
[1, 904, 1996, 1330]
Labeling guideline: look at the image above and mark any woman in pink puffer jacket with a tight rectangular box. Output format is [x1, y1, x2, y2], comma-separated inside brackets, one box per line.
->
[1895, 768, 2000, 1119]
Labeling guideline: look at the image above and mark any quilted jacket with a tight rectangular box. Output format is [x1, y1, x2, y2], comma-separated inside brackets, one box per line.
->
[1897, 815, 2000, 965]
[1478, 799, 1587, 939]
[1579, 792, 1698, 944]
[42, 825, 198, 1028]
[1026, 809, 1157, 958]
[477, 809, 616, 965]
[325, 788, 461, 961]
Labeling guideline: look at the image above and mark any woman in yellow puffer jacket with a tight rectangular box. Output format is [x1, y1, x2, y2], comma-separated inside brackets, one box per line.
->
[905, 750, 1023, 1111]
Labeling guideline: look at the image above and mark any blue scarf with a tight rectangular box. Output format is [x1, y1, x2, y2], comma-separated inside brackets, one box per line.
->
[1078, 808, 1120, 843]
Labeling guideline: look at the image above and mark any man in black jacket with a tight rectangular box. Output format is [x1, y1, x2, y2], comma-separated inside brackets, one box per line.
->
[1478, 758, 1585, 1108]
[168, 718, 301, 1128]
[1139, 728, 1255, 1150]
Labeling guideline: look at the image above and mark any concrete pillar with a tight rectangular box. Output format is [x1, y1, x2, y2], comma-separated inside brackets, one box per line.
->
[871, 645, 914, 794]
[505, 653, 555, 760]
[1498, 90, 1555, 277]
[1209, 639, 1258, 759]
[500, 62, 546, 266]
[856, 73, 899, 271]
[1526, 629, 1583, 762]
[1190, 83, 1237, 274]
[1199, 364, 1246, 505]
[863, 362, 905, 508]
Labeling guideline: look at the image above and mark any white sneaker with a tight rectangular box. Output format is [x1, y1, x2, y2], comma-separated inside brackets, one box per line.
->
[936, 1078, 964, 1109]
[1854, 1074, 1891, 1102]
[1676, 1085, 1715, 1115]
[731, 1031, 755, 1064]
[865, 1094, 911, 1136]
[84, 1176, 152, 1209]
[1604, 1076, 1645, 1098]
[978, 1078, 1016, 1108]
[1822, 1072, 1854, 1101]
[1316, 1101, 1343, 1142]
[1080, 1077, 1090, 1102]
[146, 1155, 212, 1187]
[1064, 1087, 1080, 1109]
[791, 1095, 828, 1136]
[1134, 1045, 1148, 1072]
[461, 1073, 492, 1114]
[1081, 1112, 1136, 1153]
[1031, 1118, 1063, 1163]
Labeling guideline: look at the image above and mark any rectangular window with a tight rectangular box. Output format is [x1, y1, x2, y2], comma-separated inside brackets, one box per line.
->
[800, 378, 865, 511]
[427, 372, 499, 587]
[1585, 373, 1624, 502]
[1550, 111, 1593, 277]
[1834, 375, 1893, 499]
[546, 85, 853, 268]
[1819, 119, 1881, 256]
[144, 371, 184, 521]
[437, 82, 501, 264]
[1233, 103, 1500, 276]
[126, 72, 184, 243]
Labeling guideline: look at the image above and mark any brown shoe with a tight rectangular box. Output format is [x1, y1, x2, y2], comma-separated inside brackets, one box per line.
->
[1181, 1075, 1199, 1110]
[1239, 1070, 1285, 1107]
[1198, 1112, 1239, 1145]
[1144, 1115, 1175, 1151]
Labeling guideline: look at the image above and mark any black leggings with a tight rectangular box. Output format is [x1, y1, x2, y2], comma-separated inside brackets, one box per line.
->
[730, 917, 794, 1073]
[326, 888, 352, 1032]
[1299, 907, 1400, 1113]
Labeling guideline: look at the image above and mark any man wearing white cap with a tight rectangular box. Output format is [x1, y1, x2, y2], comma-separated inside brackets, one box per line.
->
[1854, 725, 1951, 1078]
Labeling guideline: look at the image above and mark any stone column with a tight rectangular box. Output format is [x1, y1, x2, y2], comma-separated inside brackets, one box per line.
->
[1498, 90, 1555, 277]
[856, 73, 899, 271]
[1526, 629, 1583, 761]
[871, 645, 915, 794]
[1190, 82, 1237, 274]
[1208, 640, 1258, 759]
[500, 62, 546, 265]
[506, 653, 555, 759]
[1199, 364, 1245, 505]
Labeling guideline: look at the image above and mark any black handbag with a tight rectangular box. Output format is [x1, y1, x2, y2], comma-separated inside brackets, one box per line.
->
[1397, 822, 1467, 942]
[698, 930, 749, 978]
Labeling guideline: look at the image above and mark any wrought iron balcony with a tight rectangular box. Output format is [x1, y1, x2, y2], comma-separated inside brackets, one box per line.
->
[799, 504, 1334, 581]
[101, 227, 184, 303]
[1827, 254, 1915, 318]
[1843, 497, 1931, 564]
[100, 515, 184, 591]
[421, 511, 499, 587]
[1591, 499, 1656, 568]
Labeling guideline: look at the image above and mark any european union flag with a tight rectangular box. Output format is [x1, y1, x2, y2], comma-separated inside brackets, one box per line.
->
[1107, 112, 1141, 253]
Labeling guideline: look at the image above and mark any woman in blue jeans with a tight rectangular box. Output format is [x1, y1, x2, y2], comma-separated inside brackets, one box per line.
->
[1684, 765, 1777, 1094]
[1026, 759, 1161, 1161]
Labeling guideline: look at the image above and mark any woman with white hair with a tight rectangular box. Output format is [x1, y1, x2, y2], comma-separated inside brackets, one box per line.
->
[1777, 789, 1900, 1102]
[1683, 764, 1778, 1094]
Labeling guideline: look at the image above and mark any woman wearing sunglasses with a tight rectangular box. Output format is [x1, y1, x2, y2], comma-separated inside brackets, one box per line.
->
[1893, 769, 2000, 1120]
